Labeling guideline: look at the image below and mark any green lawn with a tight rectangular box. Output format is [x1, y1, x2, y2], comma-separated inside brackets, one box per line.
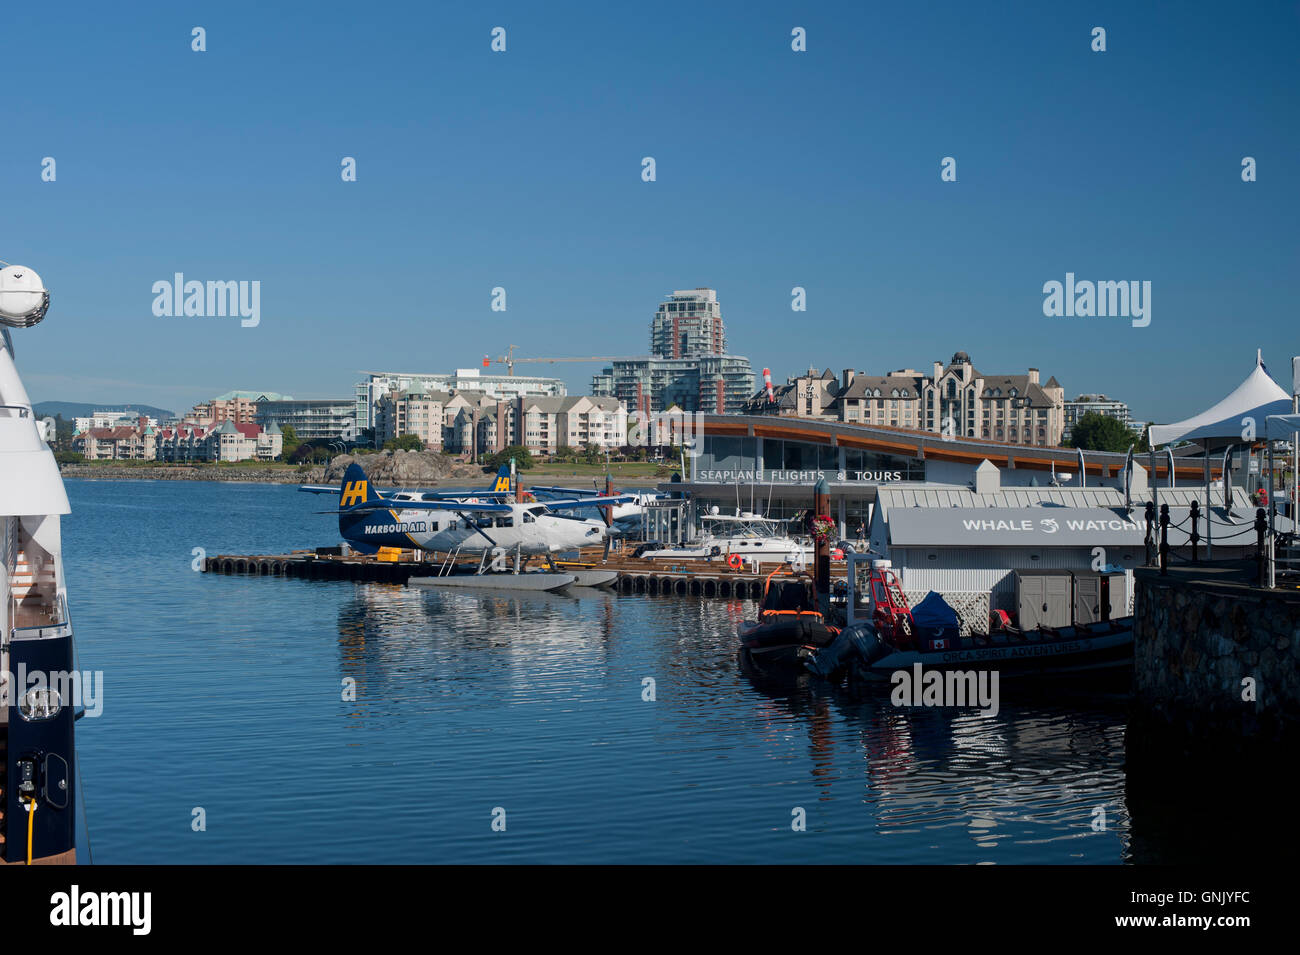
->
[519, 461, 679, 484]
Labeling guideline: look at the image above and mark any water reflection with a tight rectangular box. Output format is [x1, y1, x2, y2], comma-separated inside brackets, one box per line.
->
[323, 583, 1132, 862]
[738, 652, 1130, 861]
[67, 477, 1181, 863]
[335, 583, 619, 719]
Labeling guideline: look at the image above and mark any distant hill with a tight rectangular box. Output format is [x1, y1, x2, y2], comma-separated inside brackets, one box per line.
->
[33, 401, 176, 421]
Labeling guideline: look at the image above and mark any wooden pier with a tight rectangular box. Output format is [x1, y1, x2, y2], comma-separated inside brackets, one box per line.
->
[201, 546, 846, 599]
[202, 550, 435, 583]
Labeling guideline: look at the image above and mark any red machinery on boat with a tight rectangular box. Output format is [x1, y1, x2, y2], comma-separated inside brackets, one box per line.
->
[864, 560, 915, 648]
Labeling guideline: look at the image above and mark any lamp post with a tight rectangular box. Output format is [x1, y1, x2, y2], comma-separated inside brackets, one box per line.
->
[1292, 357, 1300, 520]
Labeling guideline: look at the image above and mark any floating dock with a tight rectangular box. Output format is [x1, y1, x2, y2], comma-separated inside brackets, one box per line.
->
[200, 547, 845, 599]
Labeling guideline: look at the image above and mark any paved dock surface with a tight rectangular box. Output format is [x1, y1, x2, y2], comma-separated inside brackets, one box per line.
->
[202, 546, 846, 598]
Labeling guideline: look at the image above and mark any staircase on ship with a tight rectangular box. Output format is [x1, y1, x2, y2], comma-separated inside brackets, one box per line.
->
[1, 546, 59, 851]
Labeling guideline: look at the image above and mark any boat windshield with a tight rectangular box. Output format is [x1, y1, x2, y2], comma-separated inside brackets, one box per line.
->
[700, 515, 793, 539]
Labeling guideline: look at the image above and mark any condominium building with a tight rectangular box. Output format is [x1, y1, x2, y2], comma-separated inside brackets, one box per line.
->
[374, 389, 449, 450]
[73, 411, 158, 434]
[192, 391, 292, 426]
[156, 420, 283, 462]
[355, 369, 565, 432]
[744, 352, 1067, 447]
[441, 392, 504, 457]
[208, 419, 283, 462]
[593, 354, 754, 416]
[72, 418, 157, 460]
[255, 398, 357, 442]
[154, 425, 208, 462]
[593, 287, 755, 416]
[651, 288, 726, 358]
[1063, 394, 1133, 440]
[377, 386, 628, 459]
[514, 395, 626, 456]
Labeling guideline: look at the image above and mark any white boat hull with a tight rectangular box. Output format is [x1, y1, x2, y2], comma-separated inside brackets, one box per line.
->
[409, 572, 577, 593]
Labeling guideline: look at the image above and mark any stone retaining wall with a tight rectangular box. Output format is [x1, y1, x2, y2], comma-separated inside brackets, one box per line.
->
[1132, 567, 1299, 747]
[60, 465, 307, 483]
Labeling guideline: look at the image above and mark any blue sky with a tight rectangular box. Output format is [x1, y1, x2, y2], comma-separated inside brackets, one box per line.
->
[3, 0, 1296, 424]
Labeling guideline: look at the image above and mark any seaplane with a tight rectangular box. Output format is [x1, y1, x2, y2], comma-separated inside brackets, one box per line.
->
[528, 481, 670, 533]
[302, 461, 634, 560]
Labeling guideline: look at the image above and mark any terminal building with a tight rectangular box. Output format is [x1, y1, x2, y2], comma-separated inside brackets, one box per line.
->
[674, 414, 1184, 532]
[660, 414, 1269, 630]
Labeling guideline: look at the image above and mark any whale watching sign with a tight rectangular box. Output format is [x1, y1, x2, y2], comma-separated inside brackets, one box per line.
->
[886, 507, 1146, 547]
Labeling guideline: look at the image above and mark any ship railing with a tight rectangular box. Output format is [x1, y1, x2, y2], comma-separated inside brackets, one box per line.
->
[6, 592, 71, 644]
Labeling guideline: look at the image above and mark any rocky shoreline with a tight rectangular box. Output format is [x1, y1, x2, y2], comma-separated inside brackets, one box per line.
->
[61, 449, 487, 486]
[59, 448, 668, 487]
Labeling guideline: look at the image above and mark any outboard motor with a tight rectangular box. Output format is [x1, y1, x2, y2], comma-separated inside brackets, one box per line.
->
[805, 623, 891, 677]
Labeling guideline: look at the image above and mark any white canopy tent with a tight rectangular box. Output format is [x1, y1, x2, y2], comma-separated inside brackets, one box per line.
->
[1147, 355, 1294, 560]
[1148, 357, 1292, 447]
[1265, 413, 1300, 439]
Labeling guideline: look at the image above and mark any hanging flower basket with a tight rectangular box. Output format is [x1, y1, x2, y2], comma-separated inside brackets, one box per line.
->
[808, 513, 836, 545]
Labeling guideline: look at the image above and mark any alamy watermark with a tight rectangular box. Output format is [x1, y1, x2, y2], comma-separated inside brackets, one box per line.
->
[627, 409, 707, 455]
[1042, 272, 1150, 327]
[152, 273, 260, 327]
[1, 664, 104, 718]
[891, 663, 1000, 717]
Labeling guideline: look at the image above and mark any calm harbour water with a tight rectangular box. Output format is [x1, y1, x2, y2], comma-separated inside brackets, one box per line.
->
[65, 478, 1142, 864]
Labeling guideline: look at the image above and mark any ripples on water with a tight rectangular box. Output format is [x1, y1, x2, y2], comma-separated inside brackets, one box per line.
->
[65, 480, 1134, 863]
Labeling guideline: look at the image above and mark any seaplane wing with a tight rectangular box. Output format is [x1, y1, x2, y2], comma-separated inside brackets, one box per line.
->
[417, 490, 511, 499]
[529, 485, 601, 497]
[541, 494, 636, 510]
[300, 484, 345, 494]
[342, 498, 510, 513]
[300, 463, 515, 500]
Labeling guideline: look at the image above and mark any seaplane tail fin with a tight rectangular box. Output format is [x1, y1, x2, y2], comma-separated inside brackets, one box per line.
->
[490, 463, 511, 494]
[339, 462, 378, 510]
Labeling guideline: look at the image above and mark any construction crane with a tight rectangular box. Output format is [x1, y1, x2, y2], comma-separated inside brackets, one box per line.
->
[485, 344, 639, 376]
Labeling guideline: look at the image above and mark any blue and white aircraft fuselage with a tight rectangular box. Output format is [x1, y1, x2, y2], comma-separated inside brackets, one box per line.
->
[304, 462, 632, 556]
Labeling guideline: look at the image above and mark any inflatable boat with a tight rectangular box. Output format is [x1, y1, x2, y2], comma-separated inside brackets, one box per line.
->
[805, 558, 1135, 681]
[811, 617, 1135, 681]
[738, 569, 839, 668]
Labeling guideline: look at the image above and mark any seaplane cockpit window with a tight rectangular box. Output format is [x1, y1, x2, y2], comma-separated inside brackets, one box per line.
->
[523, 511, 536, 524]
[527, 506, 547, 516]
